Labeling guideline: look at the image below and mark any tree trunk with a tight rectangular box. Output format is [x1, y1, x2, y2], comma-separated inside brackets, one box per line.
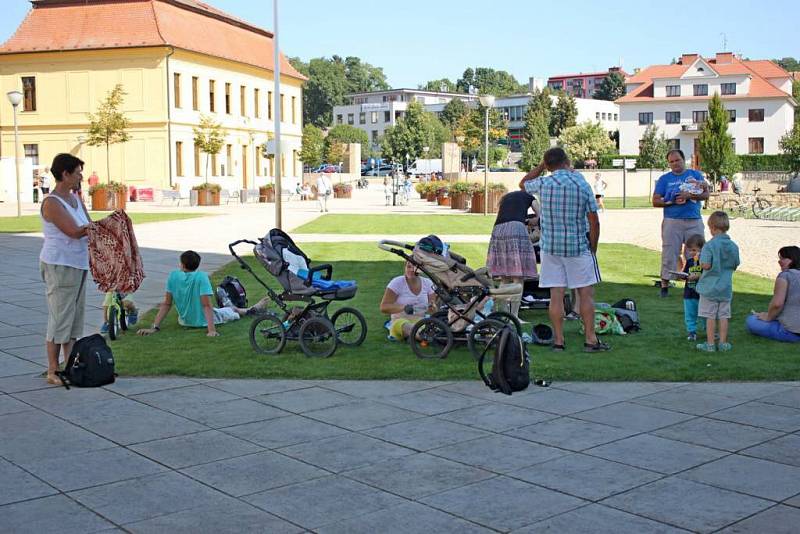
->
[105, 138, 111, 184]
[205, 153, 209, 184]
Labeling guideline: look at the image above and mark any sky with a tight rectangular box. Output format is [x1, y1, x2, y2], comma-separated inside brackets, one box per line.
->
[1, 0, 798, 87]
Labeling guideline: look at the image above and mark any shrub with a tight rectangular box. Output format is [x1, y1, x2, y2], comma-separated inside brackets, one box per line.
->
[192, 183, 221, 193]
[449, 181, 472, 194]
[737, 154, 790, 171]
[488, 182, 508, 193]
[333, 182, 352, 193]
[88, 181, 127, 195]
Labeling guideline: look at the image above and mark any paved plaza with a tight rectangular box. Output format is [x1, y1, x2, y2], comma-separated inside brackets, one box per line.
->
[1, 188, 799, 532]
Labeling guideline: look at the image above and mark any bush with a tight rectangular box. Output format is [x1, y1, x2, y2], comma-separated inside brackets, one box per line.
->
[260, 183, 275, 191]
[737, 154, 790, 171]
[88, 181, 127, 194]
[449, 181, 472, 194]
[333, 182, 352, 193]
[434, 181, 449, 196]
[192, 183, 221, 192]
[488, 182, 508, 193]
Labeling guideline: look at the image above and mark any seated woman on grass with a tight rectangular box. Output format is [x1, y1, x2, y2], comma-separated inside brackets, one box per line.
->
[746, 246, 800, 343]
[380, 261, 437, 340]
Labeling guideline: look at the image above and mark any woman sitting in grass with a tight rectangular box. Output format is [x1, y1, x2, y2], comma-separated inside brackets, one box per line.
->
[746, 246, 800, 343]
[380, 261, 437, 340]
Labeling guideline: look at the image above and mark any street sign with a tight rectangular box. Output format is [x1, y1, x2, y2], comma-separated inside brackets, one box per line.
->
[612, 159, 623, 167]
[625, 159, 636, 169]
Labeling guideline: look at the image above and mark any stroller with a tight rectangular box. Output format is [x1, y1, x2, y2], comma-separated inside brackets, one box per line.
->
[378, 237, 522, 360]
[229, 229, 367, 358]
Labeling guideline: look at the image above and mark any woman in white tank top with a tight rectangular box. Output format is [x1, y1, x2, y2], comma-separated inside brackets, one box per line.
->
[39, 153, 91, 385]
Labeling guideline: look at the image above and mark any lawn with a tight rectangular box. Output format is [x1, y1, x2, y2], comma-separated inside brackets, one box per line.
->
[602, 196, 653, 209]
[295, 214, 495, 235]
[0, 212, 208, 233]
[113, 241, 795, 382]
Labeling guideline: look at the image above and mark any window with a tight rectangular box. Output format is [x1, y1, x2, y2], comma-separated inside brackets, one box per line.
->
[291, 96, 296, 124]
[666, 85, 681, 97]
[601, 113, 606, 120]
[665, 111, 681, 124]
[280, 93, 285, 120]
[226, 145, 233, 175]
[359, 112, 366, 125]
[24, 143, 38, 165]
[192, 76, 199, 110]
[748, 137, 764, 154]
[372, 130, 378, 143]
[596, 112, 600, 120]
[22, 76, 36, 111]
[267, 91, 273, 119]
[175, 142, 183, 176]
[613, 113, 618, 121]
[693, 84, 708, 96]
[638, 112, 653, 125]
[371, 111, 378, 124]
[240, 86, 246, 116]
[668, 139, 681, 150]
[728, 109, 736, 122]
[336, 114, 343, 125]
[347, 113, 354, 125]
[194, 144, 201, 175]
[721, 83, 736, 95]
[209, 80, 216, 112]
[384, 110, 391, 122]
[173, 73, 181, 108]
[748, 108, 764, 122]
[254, 88, 260, 118]
[692, 110, 708, 123]
[225, 83, 231, 114]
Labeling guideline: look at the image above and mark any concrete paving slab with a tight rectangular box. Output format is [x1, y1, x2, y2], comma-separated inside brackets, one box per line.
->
[429, 434, 567, 474]
[129, 430, 264, 469]
[652, 417, 784, 452]
[683, 382, 796, 401]
[131, 383, 241, 409]
[0, 494, 115, 534]
[573, 401, 695, 432]
[277, 432, 414, 473]
[1, 344, 45, 364]
[316, 501, 494, 534]
[0, 333, 45, 351]
[680, 454, 800, 501]
[169, 397, 290, 428]
[254, 386, 356, 413]
[207, 378, 318, 397]
[12, 384, 120, 416]
[436, 402, 557, 433]
[244, 475, 407, 530]
[318, 379, 446, 398]
[0, 353, 44, 377]
[103, 377, 199, 396]
[372, 388, 485, 416]
[180, 450, 327, 497]
[223, 414, 348, 449]
[0, 373, 56, 394]
[631, 387, 747, 415]
[363, 417, 491, 451]
[506, 416, 638, 451]
[718, 504, 800, 534]
[0, 392, 35, 416]
[552, 381, 685, 401]
[741, 433, 800, 467]
[503, 388, 618, 414]
[757, 388, 800, 410]
[303, 399, 423, 431]
[710, 401, 800, 432]
[586, 433, 727, 474]
[602, 477, 772, 533]
[0, 458, 58, 505]
[515, 503, 691, 533]
[420, 475, 586, 532]
[0, 322, 33, 338]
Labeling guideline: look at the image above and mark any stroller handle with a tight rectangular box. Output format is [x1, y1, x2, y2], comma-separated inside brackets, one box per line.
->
[228, 239, 258, 268]
[378, 239, 413, 252]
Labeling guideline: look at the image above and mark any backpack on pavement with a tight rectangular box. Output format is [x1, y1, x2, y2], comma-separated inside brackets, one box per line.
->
[478, 325, 530, 395]
[56, 334, 116, 389]
[216, 275, 247, 308]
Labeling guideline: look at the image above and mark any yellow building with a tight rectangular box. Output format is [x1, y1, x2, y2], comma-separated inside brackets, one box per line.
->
[0, 0, 305, 196]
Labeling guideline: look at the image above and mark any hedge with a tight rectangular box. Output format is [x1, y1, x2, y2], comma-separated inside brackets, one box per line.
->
[596, 154, 642, 169]
[737, 155, 790, 171]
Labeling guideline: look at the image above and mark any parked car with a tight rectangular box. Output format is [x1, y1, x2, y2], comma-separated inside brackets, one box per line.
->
[361, 164, 395, 177]
[490, 167, 518, 172]
[312, 164, 341, 173]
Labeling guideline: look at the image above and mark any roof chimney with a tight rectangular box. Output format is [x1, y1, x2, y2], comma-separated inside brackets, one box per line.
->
[715, 52, 734, 64]
[680, 53, 699, 65]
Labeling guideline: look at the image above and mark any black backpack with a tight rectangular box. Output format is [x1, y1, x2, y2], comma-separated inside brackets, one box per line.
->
[216, 275, 247, 308]
[611, 298, 641, 333]
[56, 334, 116, 389]
[478, 326, 531, 395]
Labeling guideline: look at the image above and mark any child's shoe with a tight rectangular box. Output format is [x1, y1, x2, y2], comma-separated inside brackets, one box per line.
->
[687, 332, 697, 341]
[718, 342, 732, 352]
[659, 287, 669, 298]
[126, 310, 138, 326]
[100, 322, 109, 334]
[696, 342, 716, 352]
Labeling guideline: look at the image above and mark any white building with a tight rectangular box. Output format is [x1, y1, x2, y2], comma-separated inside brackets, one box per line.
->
[617, 53, 796, 166]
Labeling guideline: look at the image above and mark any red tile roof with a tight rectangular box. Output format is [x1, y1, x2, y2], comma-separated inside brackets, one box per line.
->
[0, 0, 305, 80]
[618, 55, 791, 103]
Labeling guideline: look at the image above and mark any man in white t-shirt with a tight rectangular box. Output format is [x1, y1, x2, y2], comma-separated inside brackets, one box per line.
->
[316, 174, 332, 212]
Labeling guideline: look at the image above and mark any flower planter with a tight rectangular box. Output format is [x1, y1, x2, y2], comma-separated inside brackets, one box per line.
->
[426, 192, 437, 202]
[449, 192, 467, 210]
[91, 189, 112, 211]
[259, 187, 275, 203]
[196, 190, 220, 206]
[334, 190, 352, 199]
[114, 190, 127, 211]
[470, 191, 503, 214]
[437, 195, 450, 206]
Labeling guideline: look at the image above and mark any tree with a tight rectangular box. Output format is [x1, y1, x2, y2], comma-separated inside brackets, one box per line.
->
[419, 78, 457, 93]
[86, 84, 131, 184]
[698, 93, 740, 187]
[456, 67, 526, 96]
[558, 121, 615, 162]
[451, 105, 505, 163]
[440, 98, 469, 130]
[324, 124, 369, 162]
[381, 102, 453, 163]
[325, 142, 346, 168]
[299, 124, 325, 169]
[779, 123, 800, 176]
[192, 115, 226, 183]
[593, 72, 626, 101]
[793, 80, 800, 123]
[519, 89, 551, 171]
[638, 125, 669, 170]
[773, 57, 800, 72]
[550, 92, 578, 136]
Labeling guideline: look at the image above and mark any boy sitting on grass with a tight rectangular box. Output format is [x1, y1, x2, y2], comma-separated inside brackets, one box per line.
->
[137, 250, 265, 337]
[695, 212, 740, 352]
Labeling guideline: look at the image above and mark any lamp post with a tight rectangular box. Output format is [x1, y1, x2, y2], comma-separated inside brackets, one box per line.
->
[422, 146, 429, 180]
[478, 94, 495, 215]
[6, 91, 23, 217]
[272, 0, 282, 229]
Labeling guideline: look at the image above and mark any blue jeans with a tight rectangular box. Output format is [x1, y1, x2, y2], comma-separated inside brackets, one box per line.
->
[746, 314, 800, 343]
[684, 298, 699, 333]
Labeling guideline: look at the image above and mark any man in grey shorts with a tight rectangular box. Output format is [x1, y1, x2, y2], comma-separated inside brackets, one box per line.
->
[652, 149, 709, 298]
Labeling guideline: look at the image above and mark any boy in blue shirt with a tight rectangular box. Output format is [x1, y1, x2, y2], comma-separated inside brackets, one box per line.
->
[696, 212, 740, 352]
[682, 234, 705, 341]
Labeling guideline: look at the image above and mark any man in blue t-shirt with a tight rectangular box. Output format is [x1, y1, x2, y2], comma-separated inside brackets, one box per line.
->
[652, 149, 709, 298]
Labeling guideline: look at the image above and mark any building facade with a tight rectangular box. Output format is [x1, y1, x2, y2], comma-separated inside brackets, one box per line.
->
[548, 67, 628, 99]
[617, 53, 796, 166]
[0, 0, 305, 195]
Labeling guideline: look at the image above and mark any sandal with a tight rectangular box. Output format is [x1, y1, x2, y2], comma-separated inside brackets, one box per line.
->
[552, 343, 566, 352]
[696, 342, 716, 352]
[717, 342, 732, 352]
[583, 340, 611, 353]
[46, 373, 62, 386]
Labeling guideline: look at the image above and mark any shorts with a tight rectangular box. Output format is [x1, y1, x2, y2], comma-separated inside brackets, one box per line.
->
[698, 296, 731, 319]
[389, 318, 413, 339]
[661, 218, 704, 280]
[212, 307, 241, 325]
[539, 251, 601, 289]
[40, 262, 87, 344]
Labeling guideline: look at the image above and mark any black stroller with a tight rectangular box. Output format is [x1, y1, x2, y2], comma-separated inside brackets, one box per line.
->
[229, 229, 367, 358]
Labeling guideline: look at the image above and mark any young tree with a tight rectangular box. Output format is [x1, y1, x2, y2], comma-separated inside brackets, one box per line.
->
[324, 141, 346, 168]
[593, 72, 626, 101]
[419, 78, 457, 93]
[638, 124, 669, 193]
[299, 124, 325, 169]
[557, 121, 615, 163]
[86, 84, 131, 184]
[440, 98, 469, 130]
[550, 92, 578, 136]
[698, 93, 740, 187]
[325, 124, 370, 160]
[519, 89, 551, 171]
[456, 67, 526, 96]
[779, 123, 800, 176]
[192, 115, 226, 183]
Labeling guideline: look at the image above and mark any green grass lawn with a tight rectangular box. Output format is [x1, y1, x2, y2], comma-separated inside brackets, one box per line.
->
[0, 212, 208, 233]
[295, 214, 495, 235]
[602, 196, 653, 209]
[113, 241, 794, 382]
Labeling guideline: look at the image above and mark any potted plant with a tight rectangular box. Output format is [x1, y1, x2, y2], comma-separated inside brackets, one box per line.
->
[88, 181, 127, 211]
[259, 183, 275, 203]
[435, 182, 450, 206]
[449, 181, 471, 210]
[425, 182, 438, 202]
[415, 182, 427, 199]
[333, 182, 352, 199]
[192, 182, 221, 206]
[470, 183, 485, 213]
[487, 182, 508, 213]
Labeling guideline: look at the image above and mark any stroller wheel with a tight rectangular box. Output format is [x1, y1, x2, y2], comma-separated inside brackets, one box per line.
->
[331, 307, 367, 346]
[410, 317, 453, 360]
[249, 313, 287, 355]
[487, 311, 522, 335]
[299, 316, 338, 358]
[468, 319, 506, 361]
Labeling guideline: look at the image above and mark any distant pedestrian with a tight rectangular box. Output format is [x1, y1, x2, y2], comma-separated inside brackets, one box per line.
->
[88, 171, 100, 188]
[316, 173, 332, 212]
[39, 167, 52, 195]
[383, 177, 392, 206]
[592, 173, 607, 212]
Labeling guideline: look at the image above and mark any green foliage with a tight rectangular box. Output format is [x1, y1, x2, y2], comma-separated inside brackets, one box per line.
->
[597, 154, 640, 169]
[86, 84, 131, 184]
[638, 125, 669, 170]
[453, 106, 506, 158]
[779, 123, 800, 175]
[773, 57, 800, 72]
[455, 67, 526, 96]
[299, 124, 325, 168]
[1, 213, 206, 233]
[192, 115, 226, 183]
[593, 72, 626, 101]
[419, 78, 457, 93]
[558, 121, 615, 162]
[381, 102, 452, 162]
[325, 124, 369, 162]
[698, 93, 740, 185]
[737, 154, 790, 171]
[793, 80, 800, 122]
[440, 98, 469, 130]
[550, 92, 578, 136]
[519, 89, 551, 171]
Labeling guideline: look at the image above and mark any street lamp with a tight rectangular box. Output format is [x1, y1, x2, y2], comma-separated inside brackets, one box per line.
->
[272, 0, 283, 229]
[478, 94, 495, 215]
[6, 90, 23, 217]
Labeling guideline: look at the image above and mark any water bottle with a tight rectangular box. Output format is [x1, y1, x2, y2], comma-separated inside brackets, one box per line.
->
[482, 298, 494, 317]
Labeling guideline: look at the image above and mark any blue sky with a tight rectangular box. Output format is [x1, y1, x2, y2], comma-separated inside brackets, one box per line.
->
[1, 0, 798, 87]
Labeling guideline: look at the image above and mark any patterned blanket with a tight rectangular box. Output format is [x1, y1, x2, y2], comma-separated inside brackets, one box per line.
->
[86, 210, 145, 293]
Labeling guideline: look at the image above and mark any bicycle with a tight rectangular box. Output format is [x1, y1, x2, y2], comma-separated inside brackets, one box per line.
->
[106, 291, 128, 341]
[720, 187, 772, 219]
